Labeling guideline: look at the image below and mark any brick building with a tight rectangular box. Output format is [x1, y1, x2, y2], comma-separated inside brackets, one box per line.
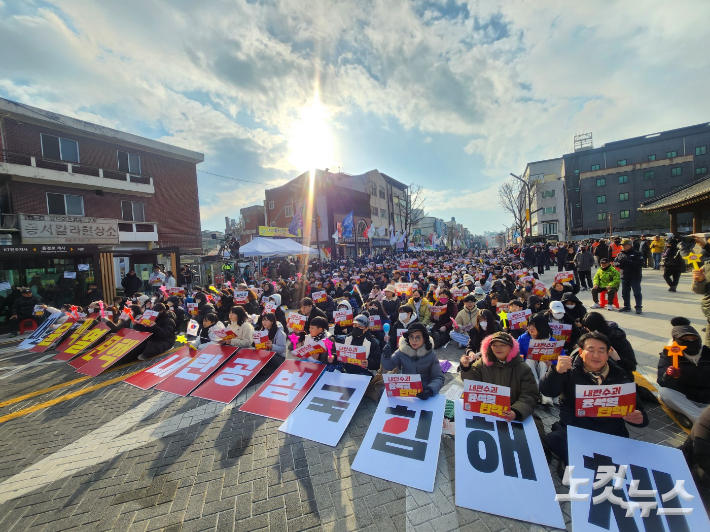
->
[0, 98, 203, 308]
[238, 204, 265, 245]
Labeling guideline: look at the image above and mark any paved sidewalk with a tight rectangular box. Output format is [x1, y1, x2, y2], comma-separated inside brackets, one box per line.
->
[0, 268, 703, 531]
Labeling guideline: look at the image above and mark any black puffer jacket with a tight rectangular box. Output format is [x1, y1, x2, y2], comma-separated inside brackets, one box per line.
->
[11, 294, 41, 317]
[121, 274, 143, 296]
[657, 345, 710, 404]
[135, 312, 176, 344]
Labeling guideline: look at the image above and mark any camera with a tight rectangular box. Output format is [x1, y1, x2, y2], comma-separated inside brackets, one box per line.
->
[682, 235, 696, 244]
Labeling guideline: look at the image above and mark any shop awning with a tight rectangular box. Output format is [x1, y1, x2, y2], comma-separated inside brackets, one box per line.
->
[239, 237, 318, 257]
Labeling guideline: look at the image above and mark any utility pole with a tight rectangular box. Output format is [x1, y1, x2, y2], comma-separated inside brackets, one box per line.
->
[608, 212, 613, 237]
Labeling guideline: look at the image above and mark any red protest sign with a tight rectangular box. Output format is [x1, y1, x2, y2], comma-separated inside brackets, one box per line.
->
[550, 323, 573, 343]
[383, 374, 423, 397]
[336, 344, 368, 368]
[368, 315, 383, 331]
[234, 291, 249, 305]
[291, 341, 327, 361]
[395, 283, 414, 297]
[463, 380, 511, 418]
[431, 305, 447, 320]
[138, 310, 159, 327]
[495, 302, 509, 313]
[312, 291, 327, 303]
[66, 323, 112, 366]
[212, 328, 237, 343]
[54, 319, 96, 355]
[191, 349, 276, 403]
[575, 383, 636, 418]
[262, 301, 277, 315]
[254, 329, 270, 350]
[76, 330, 151, 376]
[451, 287, 469, 301]
[527, 339, 565, 361]
[187, 303, 198, 316]
[554, 271, 574, 284]
[532, 281, 547, 297]
[155, 345, 237, 396]
[334, 310, 353, 327]
[166, 287, 186, 297]
[287, 313, 307, 332]
[238, 360, 325, 420]
[30, 318, 77, 353]
[507, 309, 531, 330]
[124, 346, 197, 390]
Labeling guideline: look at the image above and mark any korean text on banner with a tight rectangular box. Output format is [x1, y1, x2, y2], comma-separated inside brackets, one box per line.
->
[431, 306, 446, 320]
[18, 313, 62, 350]
[451, 287, 469, 301]
[368, 315, 382, 332]
[383, 374, 423, 397]
[66, 323, 111, 367]
[138, 310, 159, 326]
[454, 400, 565, 528]
[239, 360, 325, 420]
[76, 330, 151, 376]
[234, 291, 248, 305]
[575, 383, 636, 418]
[550, 323, 573, 343]
[532, 281, 547, 297]
[463, 380, 511, 419]
[554, 271, 574, 284]
[279, 372, 371, 446]
[527, 339, 565, 361]
[336, 344, 368, 368]
[191, 349, 276, 403]
[351, 394, 446, 492]
[54, 319, 96, 357]
[291, 342, 327, 362]
[508, 310, 531, 330]
[395, 283, 413, 297]
[30, 319, 77, 353]
[124, 346, 197, 390]
[566, 426, 710, 532]
[311, 291, 327, 303]
[334, 310, 353, 327]
[155, 345, 237, 396]
[287, 313, 307, 332]
[254, 330, 270, 350]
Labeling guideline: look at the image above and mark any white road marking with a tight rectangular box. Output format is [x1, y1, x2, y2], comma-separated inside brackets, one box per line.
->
[0, 354, 58, 380]
[0, 389, 246, 504]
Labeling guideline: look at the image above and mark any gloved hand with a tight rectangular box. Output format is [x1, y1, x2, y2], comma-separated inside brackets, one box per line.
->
[666, 366, 681, 378]
[417, 387, 434, 400]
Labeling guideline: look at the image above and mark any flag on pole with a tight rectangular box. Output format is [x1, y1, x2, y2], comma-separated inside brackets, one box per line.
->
[342, 211, 354, 238]
[377, 226, 387, 237]
[288, 205, 303, 236]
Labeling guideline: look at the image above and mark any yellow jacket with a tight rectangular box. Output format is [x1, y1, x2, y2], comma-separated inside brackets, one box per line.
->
[407, 296, 432, 325]
[650, 238, 665, 253]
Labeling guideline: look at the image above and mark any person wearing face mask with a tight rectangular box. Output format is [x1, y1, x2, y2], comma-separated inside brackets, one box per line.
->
[518, 313, 562, 406]
[464, 309, 499, 359]
[657, 317, 710, 427]
[546, 300, 580, 354]
[430, 289, 458, 348]
[590, 258, 621, 311]
[452, 294, 479, 348]
[342, 313, 382, 372]
[381, 284, 401, 323]
[407, 288, 431, 326]
[386, 305, 419, 351]
[333, 300, 355, 337]
[365, 298, 389, 346]
[560, 292, 587, 324]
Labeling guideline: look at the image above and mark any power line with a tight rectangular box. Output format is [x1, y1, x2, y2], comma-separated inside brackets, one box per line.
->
[197, 169, 268, 185]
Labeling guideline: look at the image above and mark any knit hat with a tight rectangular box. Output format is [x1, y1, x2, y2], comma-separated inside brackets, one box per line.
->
[561, 292, 580, 303]
[474, 287, 485, 296]
[489, 331, 514, 347]
[353, 312, 370, 328]
[384, 284, 396, 294]
[463, 274, 474, 283]
[670, 317, 699, 340]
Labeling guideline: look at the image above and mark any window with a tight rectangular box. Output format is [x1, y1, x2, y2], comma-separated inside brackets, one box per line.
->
[40, 133, 79, 163]
[575, 203, 580, 208]
[671, 166, 682, 176]
[268, 201, 274, 210]
[245, 217, 250, 223]
[371, 206, 378, 217]
[696, 166, 708, 175]
[596, 178, 605, 187]
[644, 189, 655, 198]
[285, 205, 293, 218]
[574, 187, 580, 192]
[667, 150, 677, 158]
[370, 182, 377, 196]
[542, 189, 555, 198]
[542, 222, 558, 235]
[575, 219, 582, 225]
[618, 175, 628, 184]
[597, 195, 606, 204]
[380, 208, 387, 217]
[121, 201, 145, 222]
[574, 169, 579, 176]
[47, 193, 84, 216]
[117, 151, 141, 174]
[598, 212, 606, 221]
[591, 164, 600, 171]
[617, 159, 627, 166]
[619, 192, 629, 202]
[379, 187, 386, 199]
[620, 210, 630, 219]
[648, 154, 656, 162]
[644, 171, 654, 180]
[543, 207, 556, 214]
[696, 146, 707, 156]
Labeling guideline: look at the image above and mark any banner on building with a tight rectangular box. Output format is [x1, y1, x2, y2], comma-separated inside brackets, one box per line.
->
[279, 372, 371, 446]
[191, 349, 275, 403]
[257, 226, 301, 238]
[155, 345, 237, 396]
[454, 400, 565, 528]
[566, 426, 710, 532]
[19, 214, 120, 245]
[352, 395, 445, 492]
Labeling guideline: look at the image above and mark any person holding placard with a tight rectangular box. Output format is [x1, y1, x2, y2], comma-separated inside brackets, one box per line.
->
[518, 313, 561, 406]
[546, 301, 580, 354]
[333, 300, 355, 337]
[253, 312, 286, 376]
[197, 312, 226, 348]
[381, 285, 401, 323]
[407, 288, 431, 326]
[452, 294, 479, 348]
[221, 306, 254, 348]
[539, 331, 648, 465]
[341, 313, 381, 372]
[381, 322, 444, 399]
[504, 300, 528, 339]
[134, 302, 176, 360]
[298, 316, 332, 364]
[296, 297, 327, 344]
[464, 309, 500, 360]
[166, 296, 186, 331]
[430, 289, 458, 348]
[386, 304, 419, 352]
[580, 312, 637, 383]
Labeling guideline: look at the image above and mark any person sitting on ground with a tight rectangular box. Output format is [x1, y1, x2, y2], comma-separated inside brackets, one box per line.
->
[518, 312, 561, 406]
[464, 309, 500, 362]
[681, 404, 710, 498]
[560, 292, 587, 324]
[196, 312, 225, 348]
[333, 299, 355, 337]
[430, 288, 458, 348]
[298, 316, 332, 364]
[221, 306, 254, 348]
[580, 312, 637, 383]
[656, 317, 710, 427]
[590, 258, 621, 311]
[381, 322, 444, 400]
[503, 300, 527, 339]
[381, 285, 401, 323]
[254, 312, 286, 375]
[452, 294, 479, 348]
[134, 302, 176, 361]
[407, 288, 431, 326]
[386, 304, 419, 351]
[296, 297, 327, 344]
[540, 331, 649, 465]
[546, 300, 581, 355]
[341, 313, 382, 373]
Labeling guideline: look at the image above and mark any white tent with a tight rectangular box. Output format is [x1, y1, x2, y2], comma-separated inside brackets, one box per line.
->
[239, 237, 318, 258]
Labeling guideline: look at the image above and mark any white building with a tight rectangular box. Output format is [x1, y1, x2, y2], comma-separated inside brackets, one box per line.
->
[522, 158, 567, 240]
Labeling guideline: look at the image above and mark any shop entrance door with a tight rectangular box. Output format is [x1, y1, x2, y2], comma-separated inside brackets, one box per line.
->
[114, 256, 130, 291]
[133, 263, 154, 294]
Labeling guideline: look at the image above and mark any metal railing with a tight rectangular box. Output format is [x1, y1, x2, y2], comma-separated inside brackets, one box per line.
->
[0, 148, 153, 186]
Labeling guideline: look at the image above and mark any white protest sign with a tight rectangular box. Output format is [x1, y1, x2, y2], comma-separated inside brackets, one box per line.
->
[383, 374, 423, 397]
[0, 281, 11, 290]
[279, 372, 371, 446]
[352, 394, 445, 492]
[18, 313, 62, 349]
[454, 400, 565, 528]
[565, 426, 710, 532]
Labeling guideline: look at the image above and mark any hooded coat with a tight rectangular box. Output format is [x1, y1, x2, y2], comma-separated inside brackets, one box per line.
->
[407, 296, 432, 325]
[657, 343, 710, 404]
[381, 336, 444, 394]
[460, 335, 539, 420]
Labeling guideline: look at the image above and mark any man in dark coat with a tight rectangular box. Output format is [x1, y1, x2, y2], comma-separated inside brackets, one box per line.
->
[79, 282, 103, 309]
[614, 239, 645, 314]
[135, 303, 177, 360]
[9, 288, 42, 336]
[121, 270, 143, 297]
[297, 297, 327, 343]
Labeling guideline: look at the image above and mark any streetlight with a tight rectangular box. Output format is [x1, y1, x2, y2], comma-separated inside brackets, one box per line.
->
[510, 173, 531, 244]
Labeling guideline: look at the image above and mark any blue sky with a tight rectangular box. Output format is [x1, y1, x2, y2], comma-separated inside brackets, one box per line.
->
[1, 0, 708, 234]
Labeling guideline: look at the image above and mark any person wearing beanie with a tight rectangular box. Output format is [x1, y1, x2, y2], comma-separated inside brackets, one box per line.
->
[381, 322, 444, 399]
[657, 317, 710, 426]
[381, 284, 401, 322]
[459, 332, 545, 439]
[518, 312, 562, 406]
[341, 311, 381, 372]
[560, 292, 587, 324]
[540, 331, 648, 465]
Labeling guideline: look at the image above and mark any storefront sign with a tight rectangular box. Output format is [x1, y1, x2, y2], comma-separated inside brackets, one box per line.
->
[19, 214, 119, 245]
[257, 226, 301, 238]
[191, 349, 276, 403]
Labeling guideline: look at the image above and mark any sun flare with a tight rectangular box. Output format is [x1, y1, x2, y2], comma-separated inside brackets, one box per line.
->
[287, 92, 335, 172]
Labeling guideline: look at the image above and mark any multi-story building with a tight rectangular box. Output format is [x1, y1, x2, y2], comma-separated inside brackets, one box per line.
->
[521, 158, 567, 240]
[562, 123, 710, 237]
[201, 230, 224, 253]
[0, 98, 203, 306]
[238, 204, 265, 245]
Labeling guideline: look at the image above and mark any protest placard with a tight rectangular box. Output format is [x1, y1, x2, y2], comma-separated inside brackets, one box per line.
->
[66, 323, 111, 366]
[287, 312, 307, 332]
[54, 319, 96, 355]
[311, 290, 327, 303]
[155, 345, 237, 396]
[262, 301, 277, 315]
[291, 341, 327, 362]
[186, 319, 199, 336]
[527, 339, 565, 361]
[384, 374, 423, 397]
[368, 315, 383, 331]
[254, 329, 270, 350]
[532, 281, 547, 297]
[211, 328, 237, 343]
[395, 282, 414, 297]
[463, 380, 511, 418]
[431, 305, 446, 320]
[550, 323, 573, 343]
[575, 383, 636, 418]
[191, 349, 276, 403]
[234, 291, 249, 305]
[138, 310, 159, 326]
[334, 310, 353, 327]
[124, 346, 197, 390]
[508, 309, 531, 330]
[451, 287, 469, 301]
[30, 318, 77, 353]
[336, 344, 368, 368]
[554, 271, 574, 284]
[76, 330, 151, 376]
[187, 303, 198, 316]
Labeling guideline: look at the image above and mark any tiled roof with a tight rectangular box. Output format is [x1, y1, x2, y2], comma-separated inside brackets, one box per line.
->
[638, 174, 710, 212]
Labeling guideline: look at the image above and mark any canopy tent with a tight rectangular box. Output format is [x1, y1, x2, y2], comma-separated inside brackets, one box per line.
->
[239, 237, 318, 258]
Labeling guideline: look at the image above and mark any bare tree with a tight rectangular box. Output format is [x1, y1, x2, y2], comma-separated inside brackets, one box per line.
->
[498, 180, 526, 240]
[392, 183, 428, 251]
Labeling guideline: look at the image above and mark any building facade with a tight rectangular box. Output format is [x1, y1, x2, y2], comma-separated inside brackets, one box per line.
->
[0, 98, 203, 307]
[563, 123, 710, 237]
[238, 204, 265, 245]
[522, 158, 567, 240]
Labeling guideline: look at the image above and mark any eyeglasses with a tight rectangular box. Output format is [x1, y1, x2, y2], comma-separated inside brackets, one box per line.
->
[409, 334, 424, 341]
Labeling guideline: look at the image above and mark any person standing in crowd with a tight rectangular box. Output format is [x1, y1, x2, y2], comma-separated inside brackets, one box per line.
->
[148, 267, 166, 295]
[650, 234, 666, 270]
[534, 246, 546, 275]
[614, 238, 644, 314]
[121, 269, 143, 298]
[181, 265, 193, 292]
[590, 258, 621, 311]
[574, 245, 594, 291]
[79, 281, 103, 308]
[662, 238, 685, 292]
[8, 288, 42, 337]
[639, 235, 652, 268]
[692, 236, 710, 345]
[165, 271, 177, 288]
[556, 243, 568, 273]
[593, 239, 609, 267]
